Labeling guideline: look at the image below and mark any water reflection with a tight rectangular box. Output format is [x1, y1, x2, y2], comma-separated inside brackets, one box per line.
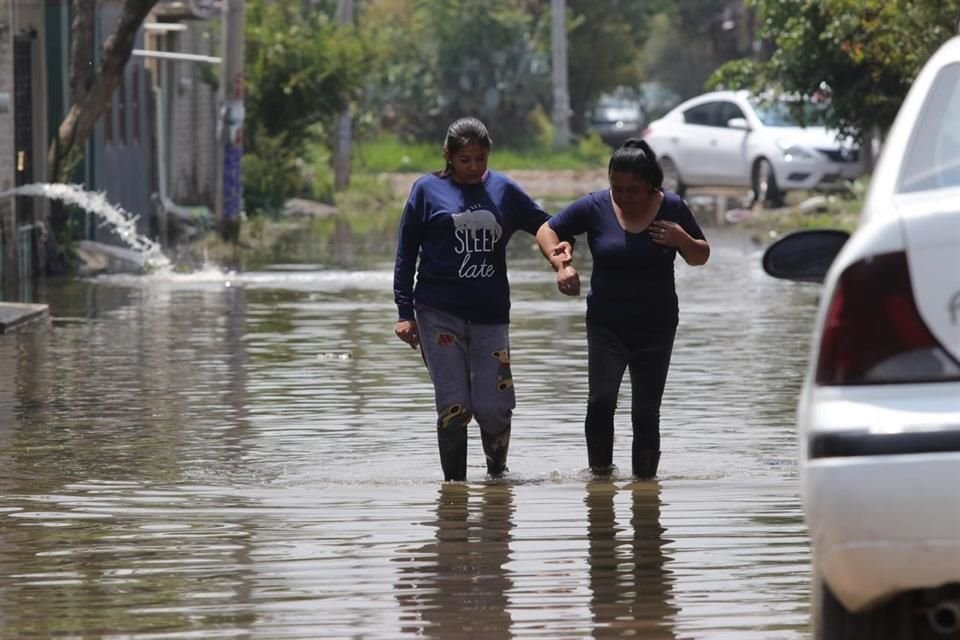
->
[395, 483, 515, 638]
[586, 481, 677, 639]
[0, 229, 818, 638]
[0, 481, 261, 637]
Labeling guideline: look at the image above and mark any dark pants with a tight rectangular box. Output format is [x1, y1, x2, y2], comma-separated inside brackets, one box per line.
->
[584, 319, 676, 470]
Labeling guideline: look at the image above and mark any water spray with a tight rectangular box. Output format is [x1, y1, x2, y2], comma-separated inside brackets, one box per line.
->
[0, 183, 171, 271]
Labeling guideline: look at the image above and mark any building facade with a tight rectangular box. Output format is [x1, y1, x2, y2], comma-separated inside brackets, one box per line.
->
[0, 0, 218, 299]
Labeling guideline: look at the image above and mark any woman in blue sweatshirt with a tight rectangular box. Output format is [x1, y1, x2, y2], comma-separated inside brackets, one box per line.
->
[537, 138, 710, 480]
[393, 117, 571, 481]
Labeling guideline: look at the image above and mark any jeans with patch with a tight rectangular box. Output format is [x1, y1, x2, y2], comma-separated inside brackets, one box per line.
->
[416, 305, 515, 435]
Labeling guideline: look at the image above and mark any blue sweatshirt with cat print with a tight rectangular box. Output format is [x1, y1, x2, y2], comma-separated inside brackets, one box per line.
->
[393, 170, 551, 325]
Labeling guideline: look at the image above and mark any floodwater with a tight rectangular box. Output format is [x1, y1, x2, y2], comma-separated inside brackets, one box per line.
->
[0, 227, 821, 639]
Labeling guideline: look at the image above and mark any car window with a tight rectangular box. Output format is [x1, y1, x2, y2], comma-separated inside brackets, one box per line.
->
[683, 102, 717, 126]
[897, 62, 960, 193]
[717, 101, 746, 126]
[750, 98, 826, 127]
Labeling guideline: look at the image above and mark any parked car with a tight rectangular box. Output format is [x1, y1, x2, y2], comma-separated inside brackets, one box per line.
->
[762, 37, 960, 639]
[643, 90, 865, 207]
[586, 90, 645, 147]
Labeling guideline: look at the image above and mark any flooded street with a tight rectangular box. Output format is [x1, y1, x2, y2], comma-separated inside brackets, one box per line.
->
[0, 227, 821, 639]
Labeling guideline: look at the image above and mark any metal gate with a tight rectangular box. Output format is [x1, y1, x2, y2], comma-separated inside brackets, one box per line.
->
[14, 32, 35, 280]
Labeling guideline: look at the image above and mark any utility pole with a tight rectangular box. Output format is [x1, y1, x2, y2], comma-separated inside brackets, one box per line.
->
[216, 0, 244, 243]
[550, 0, 571, 149]
[333, 0, 353, 190]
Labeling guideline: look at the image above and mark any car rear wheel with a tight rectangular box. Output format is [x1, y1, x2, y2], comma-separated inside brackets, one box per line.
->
[659, 157, 687, 198]
[813, 578, 918, 640]
[752, 158, 784, 208]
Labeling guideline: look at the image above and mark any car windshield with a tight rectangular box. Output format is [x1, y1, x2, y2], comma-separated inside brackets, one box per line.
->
[750, 98, 827, 127]
[597, 96, 636, 109]
[898, 62, 960, 193]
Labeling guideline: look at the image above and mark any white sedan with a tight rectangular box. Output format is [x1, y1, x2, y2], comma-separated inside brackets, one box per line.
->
[643, 90, 865, 207]
[763, 37, 960, 639]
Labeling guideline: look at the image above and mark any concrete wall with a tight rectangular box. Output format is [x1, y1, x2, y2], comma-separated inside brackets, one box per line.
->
[167, 22, 217, 207]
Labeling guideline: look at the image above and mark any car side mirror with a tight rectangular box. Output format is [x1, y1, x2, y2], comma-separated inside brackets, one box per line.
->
[762, 229, 850, 283]
[727, 117, 750, 131]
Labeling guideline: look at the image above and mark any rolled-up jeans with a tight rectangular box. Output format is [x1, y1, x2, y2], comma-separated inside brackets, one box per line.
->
[584, 318, 676, 468]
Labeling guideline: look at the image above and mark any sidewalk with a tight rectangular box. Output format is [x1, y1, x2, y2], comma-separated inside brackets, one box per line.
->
[0, 302, 49, 334]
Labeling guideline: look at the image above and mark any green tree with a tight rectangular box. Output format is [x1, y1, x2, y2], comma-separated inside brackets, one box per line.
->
[710, 0, 960, 139]
[244, 0, 371, 213]
[428, 0, 548, 143]
[356, 0, 441, 141]
[564, 0, 658, 132]
[359, 0, 549, 144]
[359, 0, 666, 143]
[642, 0, 757, 102]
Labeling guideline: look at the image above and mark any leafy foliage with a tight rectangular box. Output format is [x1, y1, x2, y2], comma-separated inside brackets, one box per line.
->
[359, 0, 549, 144]
[357, 0, 662, 144]
[641, 1, 758, 102]
[564, 0, 658, 131]
[245, 0, 370, 145]
[710, 0, 960, 138]
[243, 0, 371, 213]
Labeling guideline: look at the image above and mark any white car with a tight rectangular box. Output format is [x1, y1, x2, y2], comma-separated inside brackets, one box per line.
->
[643, 90, 865, 206]
[762, 38, 960, 638]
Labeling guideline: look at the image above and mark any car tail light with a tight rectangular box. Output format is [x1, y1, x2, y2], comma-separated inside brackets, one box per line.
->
[816, 251, 960, 385]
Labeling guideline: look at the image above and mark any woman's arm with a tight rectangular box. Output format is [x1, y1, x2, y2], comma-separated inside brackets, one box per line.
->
[536, 222, 572, 271]
[536, 222, 581, 296]
[393, 193, 424, 349]
[679, 235, 711, 266]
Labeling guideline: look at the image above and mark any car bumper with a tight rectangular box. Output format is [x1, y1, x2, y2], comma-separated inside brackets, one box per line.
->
[589, 122, 644, 145]
[800, 383, 960, 612]
[775, 159, 866, 191]
[805, 452, 960, 612]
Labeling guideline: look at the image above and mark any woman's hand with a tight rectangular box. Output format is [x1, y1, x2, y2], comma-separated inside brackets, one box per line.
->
[395, 320, 420, 349]
[650, 220, 711, 265]
[649, 220, 684, 247]
[550, 241, 574, 271]
[557, 264, 581, 296]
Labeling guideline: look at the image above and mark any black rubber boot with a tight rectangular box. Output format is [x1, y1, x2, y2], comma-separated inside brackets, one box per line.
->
[438, 425, 468, 481]
[586, 427, 615, 475]
[632, 448, 661, 480]
[481, 426, 510, 477]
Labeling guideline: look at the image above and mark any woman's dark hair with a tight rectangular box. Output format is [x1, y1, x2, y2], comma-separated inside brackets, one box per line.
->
[440, 117, 493, 175]
[608, 137, 663, 189]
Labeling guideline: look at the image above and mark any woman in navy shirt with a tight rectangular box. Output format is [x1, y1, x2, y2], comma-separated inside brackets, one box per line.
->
[393, 117, 572, 481]
[537, 138, 710, 479]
